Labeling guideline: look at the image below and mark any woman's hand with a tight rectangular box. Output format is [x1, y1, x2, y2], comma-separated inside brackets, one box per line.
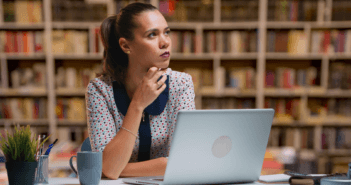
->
[131, 67, 167, 110]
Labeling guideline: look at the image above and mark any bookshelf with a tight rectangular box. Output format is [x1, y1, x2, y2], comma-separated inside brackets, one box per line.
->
[0, 0, 351, 174]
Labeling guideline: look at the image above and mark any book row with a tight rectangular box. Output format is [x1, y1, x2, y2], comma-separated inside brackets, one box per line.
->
[268, 127, 351, 151]
[202, 98, 255, 110]
[56, 98, 86, 121]
[311, 30, 351, 54]
[2, 29, 351, 55]
[56, 64, 102, 89]
[3, 1, 42, 23]
[267, 30, 351, 54]
[268, 127, 313, 149]
[267, 0, 317, 22]
[8, 63, 102, 89]
[10, 63, 46, 89]
[322, 127, 351, 150]
[265, 67, 318, 89]
[0, 98, 47, 119]
[0, 31, 45, 53]
[170, 31, 198, 54]
[204, 31, 257, 53]
[52, 30, 88, 54]
[265, 98, 300, 120]
[52, 0, 107, 22]
[328, 62, 351, 89]
[308, 98, 351, 118]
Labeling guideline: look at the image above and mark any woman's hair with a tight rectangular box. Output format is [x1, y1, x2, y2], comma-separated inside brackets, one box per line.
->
[100, 2, 157, 84]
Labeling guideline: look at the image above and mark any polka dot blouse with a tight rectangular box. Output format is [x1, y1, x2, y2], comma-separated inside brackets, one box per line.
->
[85, 68, 196, 162]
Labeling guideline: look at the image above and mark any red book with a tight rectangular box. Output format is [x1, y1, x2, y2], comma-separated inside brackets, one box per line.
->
[283, 69, 289, 88]
[95, 28, 100, 53]
[23, 31, 28, 53]
[6, 32, 14, 52]
[13, 31, 18, 53]
[286, 100, 293, 116]
[323, 31, 330, 54]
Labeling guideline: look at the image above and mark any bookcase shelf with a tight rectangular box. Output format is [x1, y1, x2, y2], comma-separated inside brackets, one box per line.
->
[1, 53, 46, 60]
[0, 119, 48, 125]
[0, 23, 45, 29]
[56, 88, 86, 96]
[53, 53, 103, 60]
[52, 22, 101, 29]
[1, 0, 351, 174]
[0, 88, 47, 96]
[57, 120, 86, 126]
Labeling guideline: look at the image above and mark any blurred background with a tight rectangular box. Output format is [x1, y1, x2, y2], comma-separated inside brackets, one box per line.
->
[1, 0, 351, 182]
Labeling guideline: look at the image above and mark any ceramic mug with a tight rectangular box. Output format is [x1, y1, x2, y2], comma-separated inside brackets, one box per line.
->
[69, 151, 102, 185]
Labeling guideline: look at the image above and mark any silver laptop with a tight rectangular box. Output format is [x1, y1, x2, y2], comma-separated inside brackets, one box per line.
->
[122, 109, 274, 185]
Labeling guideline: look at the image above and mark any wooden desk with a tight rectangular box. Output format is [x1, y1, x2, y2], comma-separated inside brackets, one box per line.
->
[35, 177, 288, 185]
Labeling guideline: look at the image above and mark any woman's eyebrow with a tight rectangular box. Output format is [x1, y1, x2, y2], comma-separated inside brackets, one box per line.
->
[144, 27, 170, 34]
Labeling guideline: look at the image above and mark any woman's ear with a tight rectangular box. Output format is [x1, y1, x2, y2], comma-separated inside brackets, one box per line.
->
[119, 37, 130, 54]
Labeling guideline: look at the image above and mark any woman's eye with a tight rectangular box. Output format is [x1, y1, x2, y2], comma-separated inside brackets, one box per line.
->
[148, 32, 156, 38]
[165, 30, 171, 35]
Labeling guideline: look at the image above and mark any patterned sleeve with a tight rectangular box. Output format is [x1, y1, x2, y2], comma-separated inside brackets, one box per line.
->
[85, 79, 117, 152]
[175, 73, 196, 111]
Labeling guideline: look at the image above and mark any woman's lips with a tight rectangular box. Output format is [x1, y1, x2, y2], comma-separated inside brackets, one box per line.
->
[160, 53, 170, 58]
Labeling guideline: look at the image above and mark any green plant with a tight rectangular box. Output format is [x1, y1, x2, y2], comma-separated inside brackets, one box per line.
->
[0, 125, 50, 162]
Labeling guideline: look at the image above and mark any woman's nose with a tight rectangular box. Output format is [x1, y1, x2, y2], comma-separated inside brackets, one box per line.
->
[160, 35, 170, 49]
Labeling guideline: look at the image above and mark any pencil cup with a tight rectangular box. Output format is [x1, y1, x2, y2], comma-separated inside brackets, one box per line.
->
[34, 155, 49, 184]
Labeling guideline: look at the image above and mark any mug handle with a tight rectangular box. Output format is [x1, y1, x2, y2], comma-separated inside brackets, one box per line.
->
[69, 156, 78, 175]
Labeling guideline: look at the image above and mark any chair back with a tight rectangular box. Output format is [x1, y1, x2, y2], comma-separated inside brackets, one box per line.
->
[81, 137, 92, 152]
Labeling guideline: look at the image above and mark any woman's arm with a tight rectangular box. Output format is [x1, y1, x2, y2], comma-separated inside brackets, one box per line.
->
[119, 157, 168, 177]
[101, 101, 145, 179]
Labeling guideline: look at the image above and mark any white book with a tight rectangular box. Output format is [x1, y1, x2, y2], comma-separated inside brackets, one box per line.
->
[345, 30, 351, 54]
[56, 67, 66, 88]
[296, 31, 307, 54]
[230, 31, 241, 54]
[33, 63, 46, 87]
[215, 67, 225, 92]
[75, 31, 88, 54]
[311, 31, 319, 53]
[66, 67, 77, 88]
[9, 98, 22, 119]
[23, 98, 34, 120]
[28, 31, 34, 53]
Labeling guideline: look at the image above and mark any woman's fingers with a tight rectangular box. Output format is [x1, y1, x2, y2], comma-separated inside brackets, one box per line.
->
[146, 67, 159, 79]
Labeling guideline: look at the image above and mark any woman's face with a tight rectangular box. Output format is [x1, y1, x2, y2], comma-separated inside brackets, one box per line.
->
[127, 10, 171, 70]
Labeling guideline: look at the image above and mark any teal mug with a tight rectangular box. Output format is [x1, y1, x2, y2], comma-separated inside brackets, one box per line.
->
[69, 151, 102, 185]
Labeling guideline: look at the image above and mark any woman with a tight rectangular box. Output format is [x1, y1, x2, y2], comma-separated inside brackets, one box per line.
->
[86, 2, 196, 180]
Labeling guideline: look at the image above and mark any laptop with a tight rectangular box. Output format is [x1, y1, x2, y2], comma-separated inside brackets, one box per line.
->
[122, 109, 275, 185]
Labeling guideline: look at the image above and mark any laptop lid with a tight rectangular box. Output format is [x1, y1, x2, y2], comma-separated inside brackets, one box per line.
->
[123, 109, 274, 185]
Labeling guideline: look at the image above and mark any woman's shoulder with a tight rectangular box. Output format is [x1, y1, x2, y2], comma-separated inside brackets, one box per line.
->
[86, 74, 114, 94]
[166, 68, 193, 84]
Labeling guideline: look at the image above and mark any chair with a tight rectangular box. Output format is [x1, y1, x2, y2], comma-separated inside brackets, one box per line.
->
[81, 137, 92, 152]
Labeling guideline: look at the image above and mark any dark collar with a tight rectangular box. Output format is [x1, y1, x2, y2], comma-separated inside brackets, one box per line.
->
[112, 76, 169, 116]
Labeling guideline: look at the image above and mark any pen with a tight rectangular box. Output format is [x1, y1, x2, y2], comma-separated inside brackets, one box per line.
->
[44, 139, 58, 156]
[39, 135, 46, 156]
[35, 135, 42, 160]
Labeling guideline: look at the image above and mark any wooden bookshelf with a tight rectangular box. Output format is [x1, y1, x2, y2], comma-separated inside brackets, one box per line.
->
[0, 0, 351, 174]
